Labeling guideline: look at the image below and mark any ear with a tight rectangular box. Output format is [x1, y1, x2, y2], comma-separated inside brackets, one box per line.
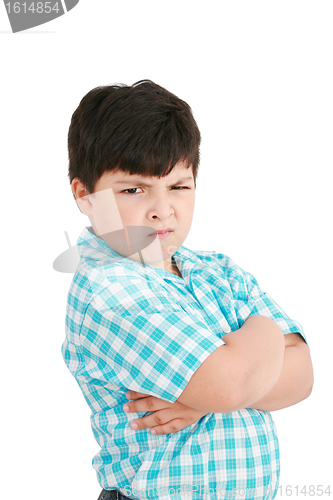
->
[71, 178, 93, 216]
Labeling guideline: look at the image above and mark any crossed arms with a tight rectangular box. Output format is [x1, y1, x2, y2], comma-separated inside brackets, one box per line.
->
[123, 315, 314, 434]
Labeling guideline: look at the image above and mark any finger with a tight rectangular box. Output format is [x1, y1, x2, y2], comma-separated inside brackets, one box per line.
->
[124, 396, 170, 414]
[126, 391, 151, 400]
[150, 418, 185, 435]
[129, 409, 176, 431]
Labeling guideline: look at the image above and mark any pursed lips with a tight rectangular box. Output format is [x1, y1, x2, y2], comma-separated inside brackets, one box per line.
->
[149, 228, 174, 237]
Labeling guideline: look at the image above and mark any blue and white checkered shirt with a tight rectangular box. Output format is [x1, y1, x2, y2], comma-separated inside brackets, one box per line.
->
[62, 227, 306, 500]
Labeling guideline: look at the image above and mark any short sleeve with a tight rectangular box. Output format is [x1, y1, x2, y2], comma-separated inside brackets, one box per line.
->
[79, 285, 225, 403]
[235, 269, 308, 345]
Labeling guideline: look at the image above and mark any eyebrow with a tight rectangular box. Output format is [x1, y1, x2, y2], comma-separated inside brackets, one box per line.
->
[113, 177, 194, 187]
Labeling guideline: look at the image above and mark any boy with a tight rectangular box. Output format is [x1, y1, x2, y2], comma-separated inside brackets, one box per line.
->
[62, 80, 314, 500]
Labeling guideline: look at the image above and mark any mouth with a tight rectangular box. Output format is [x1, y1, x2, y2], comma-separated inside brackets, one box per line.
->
[149, 229, 174, 238]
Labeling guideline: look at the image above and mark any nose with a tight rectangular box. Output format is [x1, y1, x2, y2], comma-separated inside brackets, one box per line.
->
[147, 192, 175, 221]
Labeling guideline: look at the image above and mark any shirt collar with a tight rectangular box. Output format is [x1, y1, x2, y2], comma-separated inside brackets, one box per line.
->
[76, 226, 203, 281]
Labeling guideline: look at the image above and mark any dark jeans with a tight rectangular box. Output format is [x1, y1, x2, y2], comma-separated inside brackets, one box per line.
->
[98, 489, 135, 500]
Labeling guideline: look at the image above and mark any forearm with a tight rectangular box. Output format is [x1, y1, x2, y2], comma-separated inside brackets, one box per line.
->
[177, 315, 285, 413]
[246, 342, 314, 411]
[222, 315, 286, 410]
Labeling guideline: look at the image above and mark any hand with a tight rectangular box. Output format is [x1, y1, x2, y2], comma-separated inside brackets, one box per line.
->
[123, 390, 208, 435]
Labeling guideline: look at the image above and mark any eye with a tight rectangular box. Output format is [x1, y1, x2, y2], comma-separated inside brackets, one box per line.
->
[171, 186, 190, 190]
[122, 187, 143, 195]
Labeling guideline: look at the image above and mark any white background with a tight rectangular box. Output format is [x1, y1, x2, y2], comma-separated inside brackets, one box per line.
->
[1, 1, 332, 499]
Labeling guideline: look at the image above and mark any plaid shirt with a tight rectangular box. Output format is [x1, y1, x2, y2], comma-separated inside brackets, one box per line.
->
[62, 227, 306, 500]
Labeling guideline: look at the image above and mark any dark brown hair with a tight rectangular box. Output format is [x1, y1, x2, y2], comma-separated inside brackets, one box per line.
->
[68, 80, 201, 194]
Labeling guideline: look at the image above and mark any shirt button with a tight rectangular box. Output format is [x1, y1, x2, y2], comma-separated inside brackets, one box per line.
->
[222, 323, 231, 334]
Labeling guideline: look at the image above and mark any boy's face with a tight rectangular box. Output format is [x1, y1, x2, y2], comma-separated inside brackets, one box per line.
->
[72, 161, 195, 275]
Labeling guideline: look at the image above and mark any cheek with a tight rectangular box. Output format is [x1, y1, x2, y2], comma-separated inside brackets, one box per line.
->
[180, 198, 195, 221]
[118, 203, 140, 224]
[176, 211, 194, 235]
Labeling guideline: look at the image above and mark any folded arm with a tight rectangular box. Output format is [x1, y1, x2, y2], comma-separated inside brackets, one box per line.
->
[176, 314, 286, 412]
[246, 332, 314, 411]
[124, 315, 286, 433]
[124, 317, 314, 433]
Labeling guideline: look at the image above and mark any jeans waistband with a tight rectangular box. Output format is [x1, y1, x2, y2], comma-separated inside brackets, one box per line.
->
[98, 489, 135, 500]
